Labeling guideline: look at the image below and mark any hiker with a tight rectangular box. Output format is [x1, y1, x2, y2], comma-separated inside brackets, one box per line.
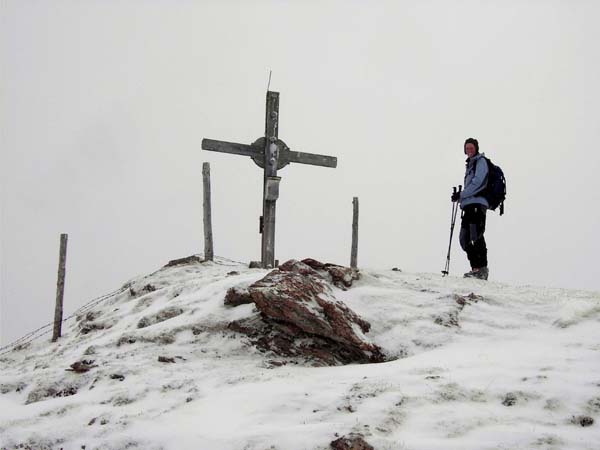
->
[451, 137, 489, 280]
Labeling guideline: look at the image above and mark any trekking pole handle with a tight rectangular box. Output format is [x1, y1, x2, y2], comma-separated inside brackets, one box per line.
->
[458, 185, 462, 193]
[452, 186, 457, 194]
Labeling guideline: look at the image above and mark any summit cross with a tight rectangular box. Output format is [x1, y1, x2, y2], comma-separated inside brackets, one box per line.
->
[202, 91, 337, 269]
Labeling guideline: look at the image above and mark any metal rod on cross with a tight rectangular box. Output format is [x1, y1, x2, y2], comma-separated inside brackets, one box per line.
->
[201, 90, 337, 268]
[52, 233, 68, 342]
[202, 162, 214, 261]
[351, 197, 359, 269]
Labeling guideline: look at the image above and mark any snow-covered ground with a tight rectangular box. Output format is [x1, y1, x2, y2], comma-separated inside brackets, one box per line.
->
[1, 257, 599, 450]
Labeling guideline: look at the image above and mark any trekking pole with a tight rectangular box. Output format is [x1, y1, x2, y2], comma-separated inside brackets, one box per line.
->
[442, 185, 461, 276]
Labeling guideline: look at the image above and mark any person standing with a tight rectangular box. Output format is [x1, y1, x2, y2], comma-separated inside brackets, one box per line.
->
[452, 137, 489, 280]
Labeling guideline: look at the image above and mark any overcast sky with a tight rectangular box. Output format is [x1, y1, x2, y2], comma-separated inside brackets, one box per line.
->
[2, 0, 599, 345]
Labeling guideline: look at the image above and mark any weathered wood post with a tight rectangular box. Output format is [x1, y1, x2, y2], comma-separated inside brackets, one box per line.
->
[261, 91, 280, 268]
[351, 197, 359, 269]
[52, 233, 68, 342]
[202, 162, 214, 261]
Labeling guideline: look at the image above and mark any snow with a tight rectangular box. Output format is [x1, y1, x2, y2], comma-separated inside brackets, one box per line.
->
[1, 257, 599, 450]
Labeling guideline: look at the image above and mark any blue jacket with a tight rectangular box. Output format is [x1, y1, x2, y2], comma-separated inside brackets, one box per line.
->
[460, 153, 489, 209]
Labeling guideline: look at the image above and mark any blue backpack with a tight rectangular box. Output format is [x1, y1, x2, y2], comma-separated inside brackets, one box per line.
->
[481, 157, 506, 215]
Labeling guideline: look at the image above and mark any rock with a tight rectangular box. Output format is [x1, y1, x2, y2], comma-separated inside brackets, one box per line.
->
[129, 284, 157, 298]
[110, 374, 125, 381]
[392, 267, 401, 272]
[280, 259, 325, 277]
[224, 286, 254, 307]
[571, 415, 594, 427]
[137, 306, 184, 328]
[227, 271, 240, 276]
[158, 356, 176, 363]
[66, 360, 98, 373]
[249, 261, 262, 269]
[0, 381, 27, 394]
[301, 258, 360, 289]
[164, 255, 203, 267]
[26, 384, 79, 404]
[230, 259, 384, 365]
[502, 392, 518, 406]
[229, 316, 376, 366]
[79, 321, 106, 335]
[330, 433, 374, 450]
[116, 334, 137, 346]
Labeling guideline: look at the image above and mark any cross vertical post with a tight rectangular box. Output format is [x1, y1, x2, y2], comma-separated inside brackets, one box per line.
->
[261, 91, 280, 268]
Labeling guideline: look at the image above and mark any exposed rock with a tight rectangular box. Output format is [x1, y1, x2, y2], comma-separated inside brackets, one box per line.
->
[137, 306, 184, 328]
[301, 258, 360, 289]
[164, 255, 203, 267]
[0, 381, 27, 394]
[229, 259, 384, 366]
[227, 271, 240, 276]
[129, 284, 157, 298]
[502, 392, 518, 406]
[150, 331, 177, 345]
[330, 433, 375, 450]
[434, 293, 483, 328]
[158, 356, 176, 363]
[587, 396, 600, 412]
[224, 286, 254, 307]
[249, 261, 262, 269]
[279, 259, 324, 278]
[79, 321, 106, 335]
[434, 311, 460, 328]
[571, 415, 594, 427]
[230, 316, 379, 366]
[454, 292, 483, 306]
[66, 360, 98, 373]
[110, 373, 125, 381]
[116, 334, 137, 346]
[26, 383, 79, 404]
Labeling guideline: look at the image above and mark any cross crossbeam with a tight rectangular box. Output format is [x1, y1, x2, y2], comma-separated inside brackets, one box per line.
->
[201, 91, 337, 268]
[201, 138, 337, 169]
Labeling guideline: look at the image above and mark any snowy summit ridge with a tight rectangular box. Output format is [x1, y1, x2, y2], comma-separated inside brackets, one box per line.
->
[1, 255, 599, 450]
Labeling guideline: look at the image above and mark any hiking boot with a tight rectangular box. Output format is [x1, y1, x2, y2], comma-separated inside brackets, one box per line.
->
[463, 267, 489, 280]
[477, 267, 489, 280]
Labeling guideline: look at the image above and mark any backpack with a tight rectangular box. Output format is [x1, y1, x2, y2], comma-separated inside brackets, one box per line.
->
[481, 157, 506, 215]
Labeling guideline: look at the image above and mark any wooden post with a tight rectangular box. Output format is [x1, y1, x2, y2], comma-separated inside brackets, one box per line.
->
[202, 162, 214, 261]
[261, 91, 280, 268]
[351, 197, 359, 269]
[52, 233, 68, 342]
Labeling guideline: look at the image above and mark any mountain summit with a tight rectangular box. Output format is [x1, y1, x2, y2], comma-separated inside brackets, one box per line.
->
[1, 256, 599, 449]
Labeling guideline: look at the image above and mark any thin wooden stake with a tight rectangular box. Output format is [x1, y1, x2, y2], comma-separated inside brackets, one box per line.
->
[351, 197, 359, 269]
[52, 233, 68, 342]
[203, 162, 214, 261]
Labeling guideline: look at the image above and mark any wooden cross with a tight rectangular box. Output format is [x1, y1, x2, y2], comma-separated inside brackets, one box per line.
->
[202, 91, 337, 268]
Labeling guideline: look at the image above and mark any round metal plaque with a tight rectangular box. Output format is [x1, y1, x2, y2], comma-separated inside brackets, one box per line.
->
[250, 137, 291, 170]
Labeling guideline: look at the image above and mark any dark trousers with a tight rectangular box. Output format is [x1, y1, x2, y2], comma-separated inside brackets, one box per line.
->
[459, 204, 488, 269]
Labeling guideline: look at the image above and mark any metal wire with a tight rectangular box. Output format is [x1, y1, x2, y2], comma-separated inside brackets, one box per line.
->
[0, 285, 129, 356]
[0, 255, 248, 356]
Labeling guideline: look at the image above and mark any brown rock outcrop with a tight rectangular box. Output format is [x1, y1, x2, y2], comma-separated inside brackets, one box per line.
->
[229, 259, 384, 365]
[224, 286, 254, 307]
[330, 433, 375, 450]
[301, 258, 360, 289]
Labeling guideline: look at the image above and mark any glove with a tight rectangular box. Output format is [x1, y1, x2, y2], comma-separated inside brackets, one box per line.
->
[451, 191, 460, 202]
